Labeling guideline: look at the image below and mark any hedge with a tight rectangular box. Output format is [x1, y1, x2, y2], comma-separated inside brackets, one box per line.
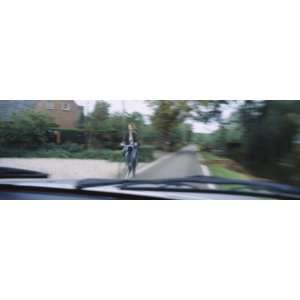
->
[48, 128, 87, 144]
[0, 143, 156, 162]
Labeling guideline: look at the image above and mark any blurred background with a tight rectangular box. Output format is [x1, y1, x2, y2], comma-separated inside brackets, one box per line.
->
[0, 100, 299, 185]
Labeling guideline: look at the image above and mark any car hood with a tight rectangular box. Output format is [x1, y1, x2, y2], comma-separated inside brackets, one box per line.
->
[0, 178, 264, 200]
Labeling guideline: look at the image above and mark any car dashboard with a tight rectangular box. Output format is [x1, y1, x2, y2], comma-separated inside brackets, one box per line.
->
[0, 180, 273, 200]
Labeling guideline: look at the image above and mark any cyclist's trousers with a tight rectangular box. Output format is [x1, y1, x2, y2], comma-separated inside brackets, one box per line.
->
[125, 148, 138, 165]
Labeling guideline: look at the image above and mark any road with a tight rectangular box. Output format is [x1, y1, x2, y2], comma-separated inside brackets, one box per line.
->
[136, 144, 203, 180]
[0, 145, 205, 180]
[0, 158, 144, 179]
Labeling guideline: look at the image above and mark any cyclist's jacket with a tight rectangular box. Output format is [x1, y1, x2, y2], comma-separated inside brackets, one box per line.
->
[123, 132, 140, 146]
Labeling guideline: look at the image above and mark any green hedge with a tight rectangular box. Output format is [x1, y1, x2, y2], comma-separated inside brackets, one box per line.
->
[139, 145, 155, 162]
[48, 128, 86, 144]
[0, 143, 156, 162]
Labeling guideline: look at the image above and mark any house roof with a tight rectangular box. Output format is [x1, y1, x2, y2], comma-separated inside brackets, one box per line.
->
[0, 100, 37, 121]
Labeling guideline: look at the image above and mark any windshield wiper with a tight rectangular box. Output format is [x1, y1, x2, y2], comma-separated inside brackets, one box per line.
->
[76, 176, 300, 196]
[76, 178, 197, 190]
[0, 167, 48, 179]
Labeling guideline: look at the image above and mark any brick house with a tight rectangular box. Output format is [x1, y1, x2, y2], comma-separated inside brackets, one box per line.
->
[35, 100, 84, 128]
[0, 100, 84, 129]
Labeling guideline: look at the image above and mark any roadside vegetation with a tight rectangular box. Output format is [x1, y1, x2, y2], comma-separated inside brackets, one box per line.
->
[0, 100, 227, 161]
[0, 101, 200, 161]
[0, 143, 155, 162]
[201, 150, 253, 180]
[1, 100, 299, 186]
[195, 101, 300, 186]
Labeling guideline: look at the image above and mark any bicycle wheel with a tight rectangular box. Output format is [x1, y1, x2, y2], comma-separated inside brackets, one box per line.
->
[118, 150, 129, 179]
[131, 148, 138, 177]
[118, 162, 128, 179]
[126, 150, 134, 179]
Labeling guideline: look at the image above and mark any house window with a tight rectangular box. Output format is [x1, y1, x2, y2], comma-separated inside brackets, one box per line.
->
[47, 101, 55, 110]
[62, 103, 71, 111]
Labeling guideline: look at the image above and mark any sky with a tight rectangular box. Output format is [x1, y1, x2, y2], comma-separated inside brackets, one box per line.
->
[76, 100, 235, 133]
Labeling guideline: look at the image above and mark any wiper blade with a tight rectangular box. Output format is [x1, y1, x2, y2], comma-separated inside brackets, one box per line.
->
[0, 167, 48, 179]
[166, 175, 300, 195]
[76, 176, 300, 196]
[76, 176, 221, 189]
[76, 178, 202, 190]
[76, 178, 124, 188]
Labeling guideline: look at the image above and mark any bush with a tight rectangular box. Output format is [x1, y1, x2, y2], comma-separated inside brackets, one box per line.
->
[48, 128, 86, 145]
[0, 110, 58, 149]
[139, 145, 155, 162]
[31, 148, 71, 158]
[0, 144, 156, 162]
[60, 142, 85, 153]
[0, 147, 26, 158]
[73, 149, 106, 159]
[110, 151, 123, 161]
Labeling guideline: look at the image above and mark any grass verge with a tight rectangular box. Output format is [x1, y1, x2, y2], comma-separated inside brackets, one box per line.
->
[201, 151, 254, 190]
[201, 152, 252, 180]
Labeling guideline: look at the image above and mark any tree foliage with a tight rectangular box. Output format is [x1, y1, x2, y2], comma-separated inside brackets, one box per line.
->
[148, 100, 230, 150]
[0, 110, 57, 149]
[201, 100, 300, 184]
[85, 101, 110, 132]
[149, 101, 189, 150]
[239, 100, 300, 163]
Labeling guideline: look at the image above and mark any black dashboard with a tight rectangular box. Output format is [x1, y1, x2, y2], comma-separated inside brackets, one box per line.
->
[0, 185, 166, 200]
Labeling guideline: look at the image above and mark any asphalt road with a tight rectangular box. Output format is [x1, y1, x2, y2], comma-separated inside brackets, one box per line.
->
[136, 144, 203, 180]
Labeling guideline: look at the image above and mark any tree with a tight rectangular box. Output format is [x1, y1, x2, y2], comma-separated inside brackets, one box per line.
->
[77, 110, 85, 129]
[125, 112, 146, 131]
[148, 100, 231, 150]
[238, 100, 300, 163]
[85, 101, 110, 129]
[142, 125, 157, 145]
[83, 108, 148, 149]
[179, 123, 193, 144]
[0, 110, 58, 149]
[84, 101, 111, 146]
[189, 100, 231, 123]
[148, 101, 191, 150]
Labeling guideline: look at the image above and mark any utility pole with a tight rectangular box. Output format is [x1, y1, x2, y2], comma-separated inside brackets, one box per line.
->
[122, 100, 126, 115]
[122, 100, 127, 139]
[88, 101, 93, 114]
[118, 101, 127, 179]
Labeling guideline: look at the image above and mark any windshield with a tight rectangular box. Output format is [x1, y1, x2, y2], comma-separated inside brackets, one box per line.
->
[0, 100, 299, 195]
